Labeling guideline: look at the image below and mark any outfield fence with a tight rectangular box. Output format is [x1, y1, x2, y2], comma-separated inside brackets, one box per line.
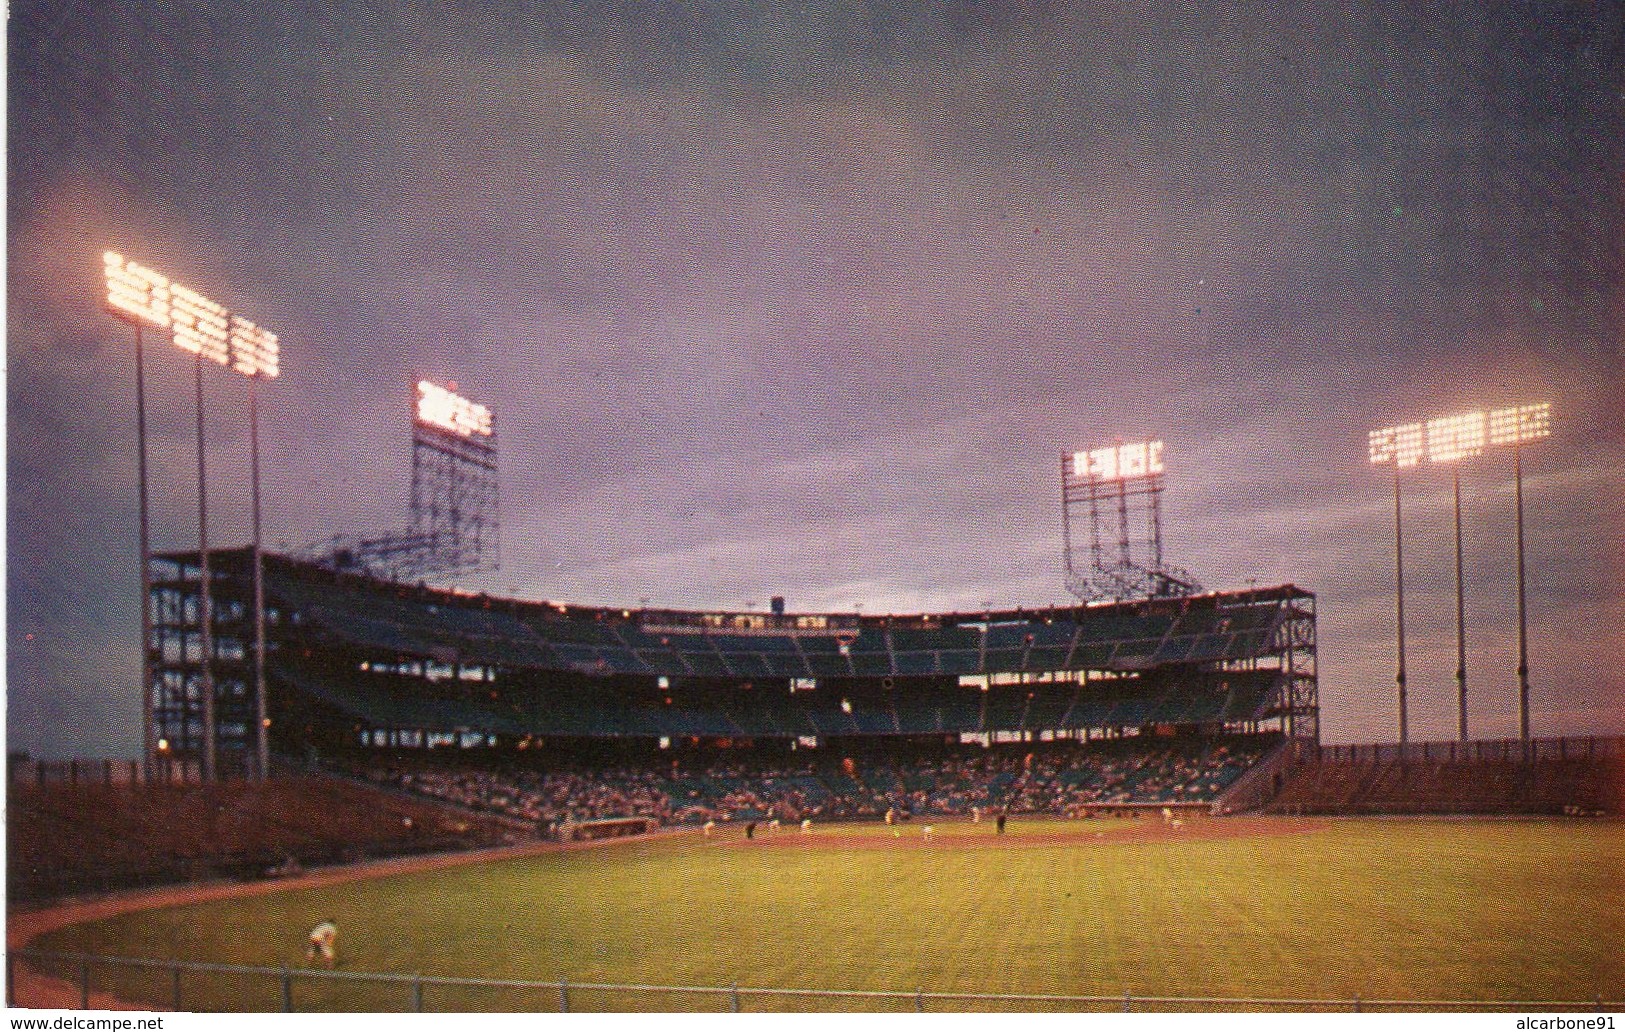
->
[11, 950, 1621, 1014]
[1313, 735, 1625, 766]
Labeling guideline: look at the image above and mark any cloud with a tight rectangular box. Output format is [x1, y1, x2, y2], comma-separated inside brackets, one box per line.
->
[9, 0, 1622, 755]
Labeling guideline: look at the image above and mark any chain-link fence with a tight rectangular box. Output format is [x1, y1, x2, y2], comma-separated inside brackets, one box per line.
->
[10, 950, 1621, 1014]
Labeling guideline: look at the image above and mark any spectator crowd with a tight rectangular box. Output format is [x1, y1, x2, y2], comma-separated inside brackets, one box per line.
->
[359, 737, 1275, 835]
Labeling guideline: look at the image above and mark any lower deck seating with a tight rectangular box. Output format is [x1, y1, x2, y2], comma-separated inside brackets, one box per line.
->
[361, 736, 1278, 830]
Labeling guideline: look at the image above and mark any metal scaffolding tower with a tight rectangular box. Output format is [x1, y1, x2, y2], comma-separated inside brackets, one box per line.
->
[1062, 440, 1202, 604]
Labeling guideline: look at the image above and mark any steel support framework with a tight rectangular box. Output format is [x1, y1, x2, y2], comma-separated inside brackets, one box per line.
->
[1271, 592, 1319, 741]
[151, 553, 257, 779]
[1060, 453, 1201, 603]
[333, 415, 499, 582]
[408, 420, 499, 575]
[1207, 589, 1318, 742]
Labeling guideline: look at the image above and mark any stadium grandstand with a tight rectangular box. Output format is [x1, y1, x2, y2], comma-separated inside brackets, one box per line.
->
[353, 735, 1279, 832]
[126, 547, 1316, 830]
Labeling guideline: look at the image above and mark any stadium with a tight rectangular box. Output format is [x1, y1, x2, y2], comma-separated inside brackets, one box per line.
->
[151, 545, 1317, 795]
[6, 287, 1621, 1016]
[6, 343, 1622, 1017]
[10, 2, 1625, 1017]
[8, 474, 1622, 1011]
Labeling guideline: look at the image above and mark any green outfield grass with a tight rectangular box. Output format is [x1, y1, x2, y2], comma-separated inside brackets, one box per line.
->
[26, 817, 1624, 1011]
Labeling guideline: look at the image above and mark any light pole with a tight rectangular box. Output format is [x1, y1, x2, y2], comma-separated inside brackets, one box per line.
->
[232, 316, 279, 779]
[1453, 465, 1467, 742]
[1392, 466, 1407, 747]
[250, 372, 268, 778]
[1370, 403, 1550, 746]
[1514, 443, 1531, 742]
[1487, 405, 1550, 743]
[104, 252, 280, 782]
[105, 254, 171, 778]
[172, 281, 231, 783]
[193, 344, 215, 782]
[135, 324, 155, 781]
[1368, 421, 1421, 747]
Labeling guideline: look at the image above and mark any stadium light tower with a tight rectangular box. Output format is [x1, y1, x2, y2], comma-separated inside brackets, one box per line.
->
[1369, 402, 1551, 745]
[408, 380, 499, 576]
[1061, 439, 1201, 604]
[1490, 405, 1551, 741]
[103, 252, 280, 782]
[103, 258, 160, 781]
[334, 380, 499, 582]
[231, 316, 279, 780]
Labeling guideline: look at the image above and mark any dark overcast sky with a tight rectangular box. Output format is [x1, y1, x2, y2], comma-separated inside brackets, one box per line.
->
[8, 1, 1623, 757]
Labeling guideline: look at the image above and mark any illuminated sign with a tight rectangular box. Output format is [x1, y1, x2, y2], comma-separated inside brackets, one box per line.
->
[1370, 403, 1551, 468]
[1071, 440, 1165, 482]
[103, 252, 279, 377]
[416, 380, 493, 438]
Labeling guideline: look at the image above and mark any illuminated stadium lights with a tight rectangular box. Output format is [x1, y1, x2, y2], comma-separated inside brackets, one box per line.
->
[230, 316, 280, 379]
[1368, 403, 1551, 468]
[336, 381, 499, 579]
[102, 250, 282, 783]
[1060, 439, 1202, 608]
[408, 380, 498, 576]
[1070, 440, 1165, 482]
[1366, 422, 1424, 468]
[171, 289, 231, 366]
[103, 252, 170, 327]
[416, 381, 493, 438]
[1425, 413, 1486, 463]
[105, 252, 280, 379]
[1488, 403, 1551, 447]
[1368, 401, 1554, 745]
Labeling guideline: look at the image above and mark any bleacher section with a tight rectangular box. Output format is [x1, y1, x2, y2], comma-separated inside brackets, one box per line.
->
[1266, 737, 1624, 816]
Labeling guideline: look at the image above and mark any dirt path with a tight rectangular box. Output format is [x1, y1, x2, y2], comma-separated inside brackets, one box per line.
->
[748, 816, 1329, 851]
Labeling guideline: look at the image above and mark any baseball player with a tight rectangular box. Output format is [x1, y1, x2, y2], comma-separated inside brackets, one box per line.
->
[306, 919, 339, 968]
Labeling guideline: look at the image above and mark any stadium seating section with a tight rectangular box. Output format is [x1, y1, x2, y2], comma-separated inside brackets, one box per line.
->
[355, 736, 1280, 831]
[265, 565, 1296, 682]
[1267, 744, 1624, 816]
[277, 658, 1281, 741]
